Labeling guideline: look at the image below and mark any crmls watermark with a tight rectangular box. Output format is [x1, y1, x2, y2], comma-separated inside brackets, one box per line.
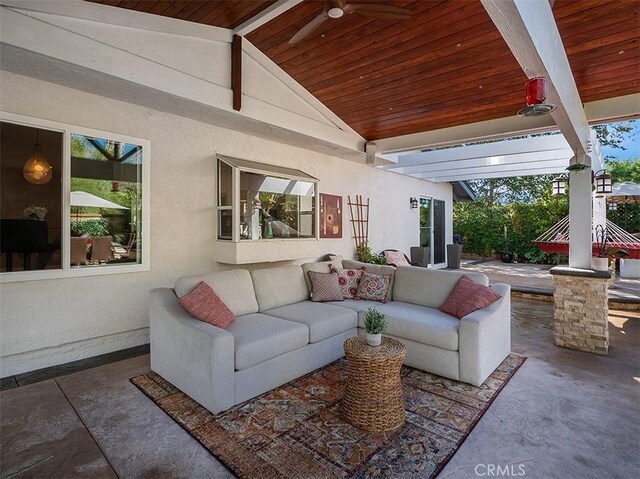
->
[474, 464, 527, 477]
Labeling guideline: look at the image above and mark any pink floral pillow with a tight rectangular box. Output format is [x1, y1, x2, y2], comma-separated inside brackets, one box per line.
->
[178, 281, 235, 329]
[439, 276, 501, 319]
[384, 250, 410, 267]
[308, 271, 344, 302]
[329, 265, 365, 299]
[356, 272, 392, 303]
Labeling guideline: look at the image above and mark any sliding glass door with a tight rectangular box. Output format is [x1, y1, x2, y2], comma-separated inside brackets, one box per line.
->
[419, 197, 446, 266]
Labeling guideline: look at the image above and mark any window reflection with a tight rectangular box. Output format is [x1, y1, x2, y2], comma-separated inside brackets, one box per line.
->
[240, 172, 315, 240]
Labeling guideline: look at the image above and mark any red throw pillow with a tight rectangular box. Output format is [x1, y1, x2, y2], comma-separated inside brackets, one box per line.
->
[178, 281, 235, 329]
[439, 276, 501, 319]
[329, 265, 365, 299]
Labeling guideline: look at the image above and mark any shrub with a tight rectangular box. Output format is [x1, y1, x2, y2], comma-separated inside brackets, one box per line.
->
[71, 218, 109, 237]
[356, 243, 387, 264]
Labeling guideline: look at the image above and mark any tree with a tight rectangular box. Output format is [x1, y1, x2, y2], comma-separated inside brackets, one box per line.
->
[592, 121, 635, 153]
[605, 158, 640, 184]
[466, 175, 557, 206]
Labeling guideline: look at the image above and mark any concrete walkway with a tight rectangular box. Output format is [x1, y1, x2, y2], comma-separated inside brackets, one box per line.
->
[460, 260, 639, 302]
[1, 300, 639, 479]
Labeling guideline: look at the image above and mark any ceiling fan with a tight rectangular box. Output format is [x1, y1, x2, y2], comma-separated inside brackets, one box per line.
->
[289, 0, 413, 45]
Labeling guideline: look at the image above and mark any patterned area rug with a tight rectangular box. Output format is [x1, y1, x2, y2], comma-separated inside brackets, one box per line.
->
[131, 354, 525, 479]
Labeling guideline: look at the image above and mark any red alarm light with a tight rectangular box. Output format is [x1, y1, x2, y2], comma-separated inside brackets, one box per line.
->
[525, 77, 547, 106]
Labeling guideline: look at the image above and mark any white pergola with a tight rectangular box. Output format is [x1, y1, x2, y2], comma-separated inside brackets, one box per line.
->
[381, 133, 604, 183]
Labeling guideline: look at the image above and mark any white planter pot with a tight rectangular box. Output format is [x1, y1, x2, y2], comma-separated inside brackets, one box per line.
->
[366, 333, 382, 347]
[592, 257, 609, 272]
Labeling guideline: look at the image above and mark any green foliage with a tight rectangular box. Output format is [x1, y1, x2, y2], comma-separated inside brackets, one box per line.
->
[454, 177, 569, 263]
[605, 158, 640, 184]
[71, 218, 108, 237]
[356, 244, 386, 264]
[592, 121, 634, 153]
[363, 308, 387, 334]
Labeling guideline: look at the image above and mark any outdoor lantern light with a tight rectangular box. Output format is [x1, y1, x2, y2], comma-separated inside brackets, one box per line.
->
[517, 77, 556, 117]
[594, 169, 612, 195]
[608, 201, 618, 211]
[551, 176, 567, 196]
[23, 130, 52, 185]
[410, 197, 419, 209]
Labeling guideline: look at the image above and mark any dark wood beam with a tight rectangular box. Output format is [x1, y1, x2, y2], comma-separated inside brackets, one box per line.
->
[232, 34, 242, 111]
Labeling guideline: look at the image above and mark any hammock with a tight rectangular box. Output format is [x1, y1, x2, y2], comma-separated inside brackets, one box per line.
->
[533, 214, 640, 259]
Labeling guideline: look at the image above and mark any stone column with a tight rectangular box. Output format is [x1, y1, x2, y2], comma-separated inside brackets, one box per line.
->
[550, 266, 610, 355]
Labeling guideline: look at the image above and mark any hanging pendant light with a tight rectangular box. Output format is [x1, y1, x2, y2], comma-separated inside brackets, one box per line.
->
[23, 130, 52, 184]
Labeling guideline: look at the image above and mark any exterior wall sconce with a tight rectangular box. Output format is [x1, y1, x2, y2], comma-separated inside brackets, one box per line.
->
[551, 176, 567, 196]
[23, 130, 52, 185]
[593, 169, 612, 195]
[608, 201, 618, 211]
[410, 197, 419, 209]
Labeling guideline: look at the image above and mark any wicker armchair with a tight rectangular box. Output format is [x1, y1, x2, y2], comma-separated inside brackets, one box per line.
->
[90, 235, 114, 264]
[70, 236, 88, 266]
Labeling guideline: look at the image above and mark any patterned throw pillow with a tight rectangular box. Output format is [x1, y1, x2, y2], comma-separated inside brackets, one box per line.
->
[439, 275, 501, 319]
[356, 272, 392, 303]
[178, 281, 235, 329]
[329, 265, 365, 299]
[384, 250, 410, 267]
[308, 271, 344, 302]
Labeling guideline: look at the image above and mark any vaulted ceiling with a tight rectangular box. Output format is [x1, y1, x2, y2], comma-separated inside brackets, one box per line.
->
[87, 0, 640, 141]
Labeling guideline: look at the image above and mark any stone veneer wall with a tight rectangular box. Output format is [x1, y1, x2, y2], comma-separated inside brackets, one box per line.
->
[551, 269, 610, 355]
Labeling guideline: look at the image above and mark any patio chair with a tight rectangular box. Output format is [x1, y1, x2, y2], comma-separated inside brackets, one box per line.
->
[70, 236, 88, 266]
[382, 249, 420, 267]
[89, 235, 114, 264]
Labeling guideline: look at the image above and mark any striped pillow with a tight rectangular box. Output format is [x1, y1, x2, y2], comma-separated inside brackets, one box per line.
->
[439, 276, 501, 319]
[308, 271, 344, 302]
[178, 281, 235, 329]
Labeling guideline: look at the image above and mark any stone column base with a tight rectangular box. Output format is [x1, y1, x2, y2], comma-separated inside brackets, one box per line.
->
[550, 267, 610, 355]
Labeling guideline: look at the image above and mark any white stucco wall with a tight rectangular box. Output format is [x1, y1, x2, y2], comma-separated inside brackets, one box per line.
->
[0, 71, 452, 376]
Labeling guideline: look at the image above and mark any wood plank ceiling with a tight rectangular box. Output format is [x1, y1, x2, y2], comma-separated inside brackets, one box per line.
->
[88, 0, 639, 141]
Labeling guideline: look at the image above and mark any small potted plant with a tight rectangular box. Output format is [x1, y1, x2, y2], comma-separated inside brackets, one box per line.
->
[363, 307, 388, 346]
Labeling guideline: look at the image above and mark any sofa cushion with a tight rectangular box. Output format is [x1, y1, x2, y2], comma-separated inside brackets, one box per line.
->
[330, 265, 365, 299]
[440, 275, 502, 319]
[227, 313, 309, 370]
[393, 266, 489, 309]
[308, 271, 344, 302]
[174, 269, 258, 316]
[251, 265, 309, 311]
[265, 301, 357, 343]
[356, 272, 392, 303]
[342, 260, 397, 301]
[326, 299, 373, 312]
[178, 281, 234, 329]
[301, 259, 344, 294]
[358, 301, 460, 351]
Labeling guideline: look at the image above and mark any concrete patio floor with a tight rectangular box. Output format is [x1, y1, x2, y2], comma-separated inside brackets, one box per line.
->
[460, 260, 640, 302]
[1, 299, 639, 479]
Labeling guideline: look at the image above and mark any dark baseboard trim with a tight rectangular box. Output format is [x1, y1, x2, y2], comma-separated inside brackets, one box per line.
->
[1, 343, 150, 391]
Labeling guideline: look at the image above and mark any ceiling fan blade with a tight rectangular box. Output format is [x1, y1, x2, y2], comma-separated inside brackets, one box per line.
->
[289, 11, 330, 44]
[344, 4, 413, 20]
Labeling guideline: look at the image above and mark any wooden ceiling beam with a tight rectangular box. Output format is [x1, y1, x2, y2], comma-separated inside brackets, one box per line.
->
[234, 0, 304, 37]
[481, 0, 590, 156]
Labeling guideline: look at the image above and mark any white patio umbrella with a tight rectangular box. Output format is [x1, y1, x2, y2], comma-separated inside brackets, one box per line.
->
[607, 182, 640, 205]
[71, 191, 128, 210]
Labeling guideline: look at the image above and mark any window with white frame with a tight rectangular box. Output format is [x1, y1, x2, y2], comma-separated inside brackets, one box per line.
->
[0, 113, 149, 281]
[217, 156, 317, 241]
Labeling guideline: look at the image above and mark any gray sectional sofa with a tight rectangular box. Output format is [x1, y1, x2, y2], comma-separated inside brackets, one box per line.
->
[150, 259, 511, 414]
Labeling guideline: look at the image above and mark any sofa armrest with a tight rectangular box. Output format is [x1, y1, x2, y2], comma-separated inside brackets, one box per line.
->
[458, 283, 511, 386]
[150, 288, 235, 414]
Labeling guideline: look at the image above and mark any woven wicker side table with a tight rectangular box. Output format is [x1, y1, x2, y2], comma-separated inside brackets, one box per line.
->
[342, 336, 406, 432]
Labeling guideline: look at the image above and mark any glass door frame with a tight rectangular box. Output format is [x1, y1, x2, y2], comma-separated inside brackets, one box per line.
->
[419, 195, 447, 267]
